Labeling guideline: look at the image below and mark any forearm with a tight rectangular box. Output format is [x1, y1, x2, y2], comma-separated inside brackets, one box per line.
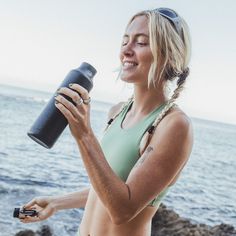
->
[52, 187, 90, 211]
[76, 133, 131, 222]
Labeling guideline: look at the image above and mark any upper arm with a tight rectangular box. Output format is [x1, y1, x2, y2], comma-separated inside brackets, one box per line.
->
[125, 112, 193, 216]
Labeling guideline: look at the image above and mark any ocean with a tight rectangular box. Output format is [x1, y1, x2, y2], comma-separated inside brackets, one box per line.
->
[0, 84, 235, 236]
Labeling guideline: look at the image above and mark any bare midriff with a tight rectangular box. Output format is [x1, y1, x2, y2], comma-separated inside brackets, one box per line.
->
[79, 187, 158, 236]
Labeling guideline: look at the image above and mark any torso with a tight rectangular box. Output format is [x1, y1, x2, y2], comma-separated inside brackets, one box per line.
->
[79, 101, 186, 236]
[80, 187, 158, 236]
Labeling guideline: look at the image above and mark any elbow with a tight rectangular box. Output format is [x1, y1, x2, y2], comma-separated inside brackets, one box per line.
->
[110, 208, 135, 226]
[106, 190, 138, 225]
[111, 214, 130, 226]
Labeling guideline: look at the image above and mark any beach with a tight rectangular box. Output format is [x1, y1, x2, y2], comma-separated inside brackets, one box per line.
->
[0, 84, 236, 236]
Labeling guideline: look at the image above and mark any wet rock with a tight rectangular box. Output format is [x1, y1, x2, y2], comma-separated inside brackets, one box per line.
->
[36, 225, 53, 236]
[151, 204, 236, 236]
[15, 225, 52, 236]
[15, 230, 35, 236]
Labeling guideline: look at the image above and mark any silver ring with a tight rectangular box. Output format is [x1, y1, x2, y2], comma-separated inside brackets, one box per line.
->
[83, 97, 91, 105]
[75, 98, 83, 106]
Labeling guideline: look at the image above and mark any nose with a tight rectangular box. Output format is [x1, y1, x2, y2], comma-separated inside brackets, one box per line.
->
[121, 42, 134, 57]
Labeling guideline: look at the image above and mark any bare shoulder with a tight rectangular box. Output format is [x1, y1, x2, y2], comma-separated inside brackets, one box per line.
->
[159, 106, 193, 133]
[107, 102, 125, 121]
[152, 106, 194, 154]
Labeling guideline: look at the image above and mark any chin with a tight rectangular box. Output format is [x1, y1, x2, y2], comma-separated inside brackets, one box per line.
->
[120, 72, 136, 82]
[120, 76, 135, 83]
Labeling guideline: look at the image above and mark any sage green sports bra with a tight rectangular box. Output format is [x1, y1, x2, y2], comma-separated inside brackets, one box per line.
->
[100, 100, 170, 207]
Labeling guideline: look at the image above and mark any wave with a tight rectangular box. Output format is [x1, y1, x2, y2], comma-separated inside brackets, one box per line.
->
[0, 175, 61, 188]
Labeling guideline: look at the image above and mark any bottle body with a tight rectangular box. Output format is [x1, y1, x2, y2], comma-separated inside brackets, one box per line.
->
[27, 62, 97, 149]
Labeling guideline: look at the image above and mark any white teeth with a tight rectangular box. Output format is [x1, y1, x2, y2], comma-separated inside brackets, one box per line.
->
[123, 62, 137, 67]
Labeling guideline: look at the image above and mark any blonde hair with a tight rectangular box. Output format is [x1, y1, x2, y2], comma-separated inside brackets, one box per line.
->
[128, 9, 191, 87]
[107, 8, 191, 155]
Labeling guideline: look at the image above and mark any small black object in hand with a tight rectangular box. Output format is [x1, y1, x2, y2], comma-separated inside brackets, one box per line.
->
[13, 208, 38, 218]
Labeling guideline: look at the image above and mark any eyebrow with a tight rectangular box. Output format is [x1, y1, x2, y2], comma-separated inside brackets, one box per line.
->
[123, 33, 149, 38]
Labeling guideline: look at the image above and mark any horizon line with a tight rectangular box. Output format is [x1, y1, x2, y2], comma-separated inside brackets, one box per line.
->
[0, 82, 236, 127]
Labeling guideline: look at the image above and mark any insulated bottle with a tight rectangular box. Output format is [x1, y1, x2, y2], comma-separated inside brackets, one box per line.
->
[27, 62, 97, 149]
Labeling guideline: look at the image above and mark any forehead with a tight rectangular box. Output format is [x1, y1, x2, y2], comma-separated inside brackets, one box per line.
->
[125, 15, 149, 36]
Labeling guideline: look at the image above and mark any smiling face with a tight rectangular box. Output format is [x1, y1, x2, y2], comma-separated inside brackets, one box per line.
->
[119, 15, 153, 86]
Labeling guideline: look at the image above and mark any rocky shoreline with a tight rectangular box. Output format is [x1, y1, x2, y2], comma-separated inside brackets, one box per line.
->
[151, 204, 236, 236]
[15, 204, 236, 236]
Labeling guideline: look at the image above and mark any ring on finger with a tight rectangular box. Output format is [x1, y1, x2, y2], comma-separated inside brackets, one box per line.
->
[75, 97, 83, 106]
[83, 97, 91, 105]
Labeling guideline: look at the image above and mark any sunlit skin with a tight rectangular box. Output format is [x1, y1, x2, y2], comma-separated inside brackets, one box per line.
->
[119, 15, 167, 117]
[20, 15, 193, 236]
[120, 16, 153, 86]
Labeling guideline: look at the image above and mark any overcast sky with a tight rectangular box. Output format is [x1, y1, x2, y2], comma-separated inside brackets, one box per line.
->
[0, 0, 235, 124]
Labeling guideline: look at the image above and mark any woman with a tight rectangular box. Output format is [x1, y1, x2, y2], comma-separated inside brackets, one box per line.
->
[20, 7, 193, 236]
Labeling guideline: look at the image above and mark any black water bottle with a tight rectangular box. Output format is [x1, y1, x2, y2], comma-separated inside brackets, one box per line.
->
[27, 62, 97, 149]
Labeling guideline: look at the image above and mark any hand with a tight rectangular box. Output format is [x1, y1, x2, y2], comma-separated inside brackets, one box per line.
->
[54, 84, 92, 141]
[19, 196, 57, 223]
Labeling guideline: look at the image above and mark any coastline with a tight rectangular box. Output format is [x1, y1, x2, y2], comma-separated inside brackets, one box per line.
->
[0, 84, 235, 235]
[151, 204, 236, 236]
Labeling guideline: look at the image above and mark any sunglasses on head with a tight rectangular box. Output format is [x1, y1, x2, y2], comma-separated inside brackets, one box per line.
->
[154, 8, 182, 36]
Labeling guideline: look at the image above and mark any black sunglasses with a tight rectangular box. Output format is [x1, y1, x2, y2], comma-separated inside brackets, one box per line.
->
[154, 8, 182, 36]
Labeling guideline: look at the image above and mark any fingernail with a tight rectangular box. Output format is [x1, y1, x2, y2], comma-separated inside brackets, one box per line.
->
[56, 88, 60, 92]
[55, 101, 59, 104]
[54, 94, 58, 98]
[69, 83, 73, 87]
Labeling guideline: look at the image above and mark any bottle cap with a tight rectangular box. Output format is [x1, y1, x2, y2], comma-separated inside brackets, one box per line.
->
[13, 208, 20, 218]
[77, 62, 97, 81]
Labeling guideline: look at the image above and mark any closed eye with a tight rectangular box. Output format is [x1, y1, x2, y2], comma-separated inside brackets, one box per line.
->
[137, 42, 148, 46]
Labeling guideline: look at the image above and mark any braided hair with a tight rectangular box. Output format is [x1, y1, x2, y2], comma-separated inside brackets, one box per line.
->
[139, 67, 189, 155]
[104, 7, 191, 156]
[103, 67, 190, 156]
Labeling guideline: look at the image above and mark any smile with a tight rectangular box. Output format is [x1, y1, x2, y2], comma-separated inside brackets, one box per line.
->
[122, 61, 138, 69]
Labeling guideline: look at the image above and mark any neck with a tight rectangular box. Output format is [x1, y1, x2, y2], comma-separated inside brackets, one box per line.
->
[130, 84, 167, 115]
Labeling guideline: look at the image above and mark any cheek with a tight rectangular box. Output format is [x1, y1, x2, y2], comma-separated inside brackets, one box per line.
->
[140, 52, 153, 70]
[145, 50, 153, 64]
[140, 47, 153, 61]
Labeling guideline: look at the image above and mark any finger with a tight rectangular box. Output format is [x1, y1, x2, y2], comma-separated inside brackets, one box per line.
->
[55, 102, 79, 123]
[55, 95, 81, 117]
[23, 199, 37, 209]
[69, 84, 89, 100]
[34, 205, 43, 212]
[57, 87, 82, 104]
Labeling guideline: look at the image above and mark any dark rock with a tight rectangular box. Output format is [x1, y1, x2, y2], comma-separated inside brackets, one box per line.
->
[15, 230, 35, 236]
[15, 225, 52, 236]
[36, 225, 53, 236]
[151, 204, 236, 236]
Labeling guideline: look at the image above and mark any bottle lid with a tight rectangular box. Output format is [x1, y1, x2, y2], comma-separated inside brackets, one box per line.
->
[13, 208, 20, 218]
[77, 62, 97, 81]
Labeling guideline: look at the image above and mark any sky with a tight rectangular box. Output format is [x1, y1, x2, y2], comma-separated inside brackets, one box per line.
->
[0, 0, 235, 124]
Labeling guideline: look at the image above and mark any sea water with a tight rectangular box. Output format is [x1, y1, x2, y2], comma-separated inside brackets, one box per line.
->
[0, 84, 235, 236]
